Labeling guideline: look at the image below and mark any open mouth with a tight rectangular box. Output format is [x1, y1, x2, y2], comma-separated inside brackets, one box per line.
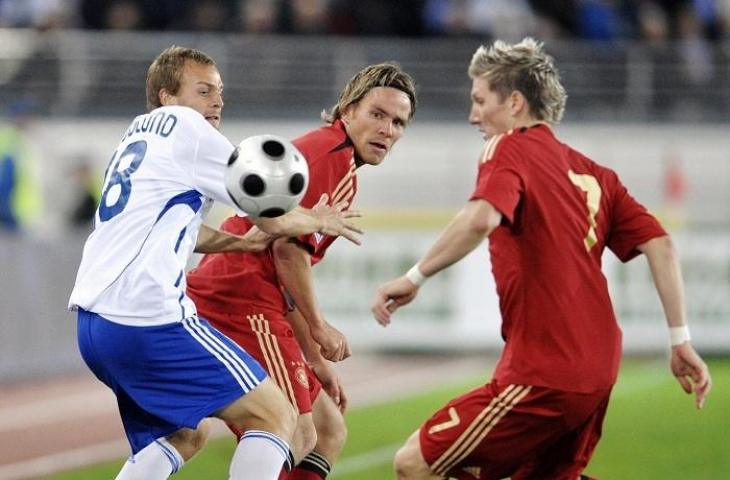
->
[205, 114, 220, 123]
[370, 141, 387, 153]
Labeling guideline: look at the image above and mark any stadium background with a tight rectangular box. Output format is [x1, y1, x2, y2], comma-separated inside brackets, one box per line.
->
[0, 1, 728, 478]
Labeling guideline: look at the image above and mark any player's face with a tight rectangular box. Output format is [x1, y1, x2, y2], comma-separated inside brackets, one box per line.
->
[469, 77, 513, 139]
[342, 86, 411, 166]
[161, 61, 224, 129]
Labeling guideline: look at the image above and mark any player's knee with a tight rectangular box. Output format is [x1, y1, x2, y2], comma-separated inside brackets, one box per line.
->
[393, 442, 430, 480]
[315, 409, 347, 455]
[263, 387, 298, 439]
[223, 380, 297, 441]
[190, 419, 212, 451]
[295, 416, 318, 458]
[312, 392, 347, 456]
[393, 446, 413, 479]
[167, 420, 211, 461]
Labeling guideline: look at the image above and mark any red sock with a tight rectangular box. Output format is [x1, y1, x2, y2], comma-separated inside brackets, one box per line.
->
[287, 468, 326, 480]
[282, 452, 331, 479]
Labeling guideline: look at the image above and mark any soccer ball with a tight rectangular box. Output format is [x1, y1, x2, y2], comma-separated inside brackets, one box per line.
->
[225, 134, 309, 218]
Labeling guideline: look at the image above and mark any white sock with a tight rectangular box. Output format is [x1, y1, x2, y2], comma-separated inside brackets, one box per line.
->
[229, 430, 292, 479]
[115, 438, 184, 480]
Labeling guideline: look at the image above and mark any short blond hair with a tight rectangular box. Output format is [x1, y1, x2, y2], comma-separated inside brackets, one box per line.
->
[145, 46, 217, 111]
[469, 38, 567, 123]
[322, 62, 417, 124]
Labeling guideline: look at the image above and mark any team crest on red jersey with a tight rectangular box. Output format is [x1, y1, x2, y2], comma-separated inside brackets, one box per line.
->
[294, 366, 309, 388]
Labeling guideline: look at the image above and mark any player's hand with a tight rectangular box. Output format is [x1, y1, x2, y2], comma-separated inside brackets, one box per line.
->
[309, 358, 348, 413]
[670, 342, 712, 409]
[371, 276, 419, 326]
[240, 226, 276, 252]
[311, 321, 351, 362]
[312, 194, 363, 245]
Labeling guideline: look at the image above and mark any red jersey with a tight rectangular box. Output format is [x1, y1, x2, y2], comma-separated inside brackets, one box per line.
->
[187, 119, 357, 316]
[471, 124, 666, 393]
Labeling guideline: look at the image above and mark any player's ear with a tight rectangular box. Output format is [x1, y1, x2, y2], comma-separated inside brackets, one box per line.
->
[340, 103, 355, 125]
[159, 89, 174, 106]
[509, 91, 526, 116]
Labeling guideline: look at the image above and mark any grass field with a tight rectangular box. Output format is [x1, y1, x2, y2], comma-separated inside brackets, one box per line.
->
[50, 358, 729, 479]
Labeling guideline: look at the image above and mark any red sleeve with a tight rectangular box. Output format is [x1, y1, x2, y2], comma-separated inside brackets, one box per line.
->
[292, 151, 332, 255]
[605, 175, 667, 262]
[293, 134, 331, 211]
[289, 125, 354, 260]
[220, 214, 254, 235]
[469, 138, 524, 224]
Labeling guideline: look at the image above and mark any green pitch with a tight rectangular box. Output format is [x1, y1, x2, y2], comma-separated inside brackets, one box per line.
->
[49, 358, 729, 479]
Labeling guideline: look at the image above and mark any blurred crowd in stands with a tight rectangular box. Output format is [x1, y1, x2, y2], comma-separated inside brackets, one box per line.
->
[0, 1, 726, 236]
[0, 0, 727, 42]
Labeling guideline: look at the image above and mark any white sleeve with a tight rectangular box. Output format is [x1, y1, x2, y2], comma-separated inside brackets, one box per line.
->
[192, 126, 237, 205]
[170, 107, 242, 211]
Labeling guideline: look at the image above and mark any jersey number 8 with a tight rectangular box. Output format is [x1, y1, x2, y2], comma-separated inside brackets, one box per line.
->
[99, 140, 147, 222]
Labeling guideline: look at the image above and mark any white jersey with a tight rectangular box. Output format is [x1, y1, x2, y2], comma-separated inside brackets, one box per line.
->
[69, 106, 241, 326]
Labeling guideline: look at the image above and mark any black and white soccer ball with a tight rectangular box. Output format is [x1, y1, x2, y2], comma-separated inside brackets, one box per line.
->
[225, 134, 309, 218]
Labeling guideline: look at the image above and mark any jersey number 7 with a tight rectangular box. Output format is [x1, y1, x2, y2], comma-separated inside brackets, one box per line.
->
[568, 170, 602, 252]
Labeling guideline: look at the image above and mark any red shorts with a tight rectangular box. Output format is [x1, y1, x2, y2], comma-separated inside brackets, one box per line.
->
[419, 381, 611, 480]
[198, 306, 322, 415]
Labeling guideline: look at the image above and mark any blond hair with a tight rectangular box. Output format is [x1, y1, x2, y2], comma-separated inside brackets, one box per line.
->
[469, 38, 567, 123]
[322, 62, 417, 123]
[145, 46, 217, 111]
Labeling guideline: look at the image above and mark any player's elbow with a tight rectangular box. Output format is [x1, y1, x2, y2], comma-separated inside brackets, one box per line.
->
[272, 237, 295, 261]
[272, 238, 310, 271]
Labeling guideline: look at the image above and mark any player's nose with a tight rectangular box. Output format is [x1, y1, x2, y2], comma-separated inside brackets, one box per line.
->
[212, 92, 224, 108]
[379, 119, 394, 137]
[468, 106, 479, 124]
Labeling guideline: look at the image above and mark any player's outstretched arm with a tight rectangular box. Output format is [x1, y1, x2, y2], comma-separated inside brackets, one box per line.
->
[372, 199, 501, 326]
[253, 194, 363, 244]
[638, 235, 712, 409]
[194, 224, 274, 253]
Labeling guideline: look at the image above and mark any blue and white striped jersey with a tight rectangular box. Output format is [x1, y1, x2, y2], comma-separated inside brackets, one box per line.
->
[69, 105, 240, 326]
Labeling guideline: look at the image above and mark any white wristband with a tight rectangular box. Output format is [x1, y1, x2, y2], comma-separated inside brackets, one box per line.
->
[405, 264, 427, 287]
[669, 326, 691, 346]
